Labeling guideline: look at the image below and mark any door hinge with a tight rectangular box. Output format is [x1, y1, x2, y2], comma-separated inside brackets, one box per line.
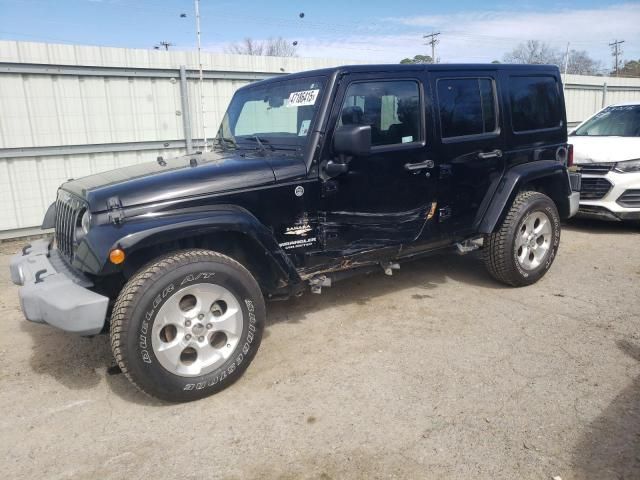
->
[107, 196, 124, 225]
[439, 164, 452, 179]
[322, 180, 338, 198]
[438, 206, 452, 222]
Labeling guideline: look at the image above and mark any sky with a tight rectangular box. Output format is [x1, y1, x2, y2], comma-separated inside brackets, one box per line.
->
[1, 0, 639, 70]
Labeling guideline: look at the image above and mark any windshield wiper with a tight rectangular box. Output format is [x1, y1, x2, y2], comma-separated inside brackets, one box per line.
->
[216, 136, 237, 151]
[241, 135, 276, 154]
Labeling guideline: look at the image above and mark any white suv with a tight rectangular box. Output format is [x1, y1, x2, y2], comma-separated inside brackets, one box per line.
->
[569, 101, 640, 221]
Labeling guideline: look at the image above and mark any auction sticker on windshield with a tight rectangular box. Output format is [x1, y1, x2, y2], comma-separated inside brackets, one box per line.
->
[287, 89, 319, 107]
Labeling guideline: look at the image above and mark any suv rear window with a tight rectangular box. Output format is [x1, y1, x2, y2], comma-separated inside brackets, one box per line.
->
[509, 76, 562, 132]
[437, 78, 497, 139]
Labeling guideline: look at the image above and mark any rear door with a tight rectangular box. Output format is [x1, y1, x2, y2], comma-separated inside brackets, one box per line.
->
[428, 69, 506, 237]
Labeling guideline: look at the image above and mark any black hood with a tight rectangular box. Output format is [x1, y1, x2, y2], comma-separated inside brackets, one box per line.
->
[61, 150, 298, 212]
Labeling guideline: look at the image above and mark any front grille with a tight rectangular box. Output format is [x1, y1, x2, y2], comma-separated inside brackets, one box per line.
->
[579, 163, 613, 175]
[617, 189, 640, 208]
[580, 177, 613, 200]
[55, 191, 84, 261]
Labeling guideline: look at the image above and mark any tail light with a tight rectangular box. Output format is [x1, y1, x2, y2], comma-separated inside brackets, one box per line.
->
[567, 144, 574, 168]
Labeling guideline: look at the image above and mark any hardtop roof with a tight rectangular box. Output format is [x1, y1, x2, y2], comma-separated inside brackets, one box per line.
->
[239, 63, 562, 90]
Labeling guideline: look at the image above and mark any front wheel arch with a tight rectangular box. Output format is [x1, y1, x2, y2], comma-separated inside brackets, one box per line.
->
[122, 230, 298, 297]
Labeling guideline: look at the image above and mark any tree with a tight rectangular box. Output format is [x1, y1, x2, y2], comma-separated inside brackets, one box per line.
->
[565, 49, 602, 76]
[619, 59, 640, 77]
[503, 40, 561, 65]
[503, 40, 602, 75]
[400, 54, 433, 64]
[225, 37, 297, 57]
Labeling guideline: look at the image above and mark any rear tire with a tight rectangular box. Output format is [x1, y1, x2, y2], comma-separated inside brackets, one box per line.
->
[483, 191, 561, 287]
[110, 249, 265, 402]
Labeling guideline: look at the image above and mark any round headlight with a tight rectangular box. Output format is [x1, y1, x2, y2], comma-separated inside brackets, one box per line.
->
[81, 210, 92, 235]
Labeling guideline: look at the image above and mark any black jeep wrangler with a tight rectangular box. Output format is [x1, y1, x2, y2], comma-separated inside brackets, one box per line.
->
[10, 64, 580, 402]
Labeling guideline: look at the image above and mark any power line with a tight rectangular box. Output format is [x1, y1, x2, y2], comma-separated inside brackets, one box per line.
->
[609, 39, 625, 76]
[423, 32, 440, 63]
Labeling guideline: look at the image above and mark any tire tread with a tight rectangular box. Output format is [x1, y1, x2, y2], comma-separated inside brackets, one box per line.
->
[483, 191, 553, 287]
[110, 249, 260, 400]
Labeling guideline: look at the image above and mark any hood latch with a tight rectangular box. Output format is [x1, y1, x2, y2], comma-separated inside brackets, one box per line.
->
[107, 196, 125, 225]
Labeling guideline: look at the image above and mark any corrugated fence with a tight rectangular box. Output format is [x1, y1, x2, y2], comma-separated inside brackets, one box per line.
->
[0, 41, 357, 237]
[1, 40, 639, 237]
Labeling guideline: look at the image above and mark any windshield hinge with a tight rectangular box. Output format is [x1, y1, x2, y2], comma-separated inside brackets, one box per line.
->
[107, 196, 125, 225]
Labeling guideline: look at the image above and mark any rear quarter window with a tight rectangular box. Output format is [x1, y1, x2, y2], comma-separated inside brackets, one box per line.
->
[509, 76, 562, 132]
[436, 77, 498, 139]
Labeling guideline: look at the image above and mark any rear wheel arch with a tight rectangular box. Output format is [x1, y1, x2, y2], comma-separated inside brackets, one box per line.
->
[520, 172, 571, 219]
[478, 161, 571, 234]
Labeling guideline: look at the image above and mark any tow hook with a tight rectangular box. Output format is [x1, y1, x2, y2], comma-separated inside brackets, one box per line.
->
[380, 262, 400, 276]
[309, 275, 331, 294]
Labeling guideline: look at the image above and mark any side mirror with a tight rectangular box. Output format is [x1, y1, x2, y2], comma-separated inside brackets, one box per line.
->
[333, 124, 371, 157]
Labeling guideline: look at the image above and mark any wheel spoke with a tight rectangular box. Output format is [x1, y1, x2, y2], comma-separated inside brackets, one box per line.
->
[534, 216, 551, 236]
[518, 245, 529, 265]
[212, 307, 242, 337]
[155, 334, 186, 368]
[196, 343, 227, 368]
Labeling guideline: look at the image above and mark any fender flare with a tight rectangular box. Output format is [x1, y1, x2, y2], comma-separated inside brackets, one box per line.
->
[477, 160, 572, 234]
[78, 205, 301, 291]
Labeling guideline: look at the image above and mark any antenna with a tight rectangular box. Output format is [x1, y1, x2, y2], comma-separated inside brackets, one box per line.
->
[194, 0, 208, 151]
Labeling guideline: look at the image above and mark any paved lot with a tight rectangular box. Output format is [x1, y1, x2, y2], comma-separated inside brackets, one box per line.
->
[0, 219, 639, 480]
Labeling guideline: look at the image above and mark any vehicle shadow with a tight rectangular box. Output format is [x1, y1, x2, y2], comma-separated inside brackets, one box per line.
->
[571, 339, 640, 479]
[19, 320, 167, 406]
[564, 217, 640, 235]
[19, 251, 502, 405]
[265, 251, 504, 329]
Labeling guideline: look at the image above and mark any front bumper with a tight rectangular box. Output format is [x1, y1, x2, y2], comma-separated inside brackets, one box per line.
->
[9, 239, 108, 335]
[567, 171, 581, 218]
[578, 169, 640, 221]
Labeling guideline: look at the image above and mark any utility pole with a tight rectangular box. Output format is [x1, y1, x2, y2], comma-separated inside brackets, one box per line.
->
[423, 32, 441, 64]
[609, 39, 625, 76]
[194, 0, 208, 151]
[563, 42, 570, 77]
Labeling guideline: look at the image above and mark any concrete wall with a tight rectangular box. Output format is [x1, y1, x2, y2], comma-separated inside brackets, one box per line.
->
[1, 40, 640, 237]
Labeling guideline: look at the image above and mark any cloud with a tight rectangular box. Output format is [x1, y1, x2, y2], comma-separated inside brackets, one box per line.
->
[287, 3, 640, 65]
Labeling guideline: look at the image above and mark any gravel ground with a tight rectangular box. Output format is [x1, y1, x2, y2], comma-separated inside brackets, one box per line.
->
[0, 219, 639, 480]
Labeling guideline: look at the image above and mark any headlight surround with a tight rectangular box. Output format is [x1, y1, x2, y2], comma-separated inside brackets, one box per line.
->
[613, 158, 640, 173]
[75, 209, 91, 241]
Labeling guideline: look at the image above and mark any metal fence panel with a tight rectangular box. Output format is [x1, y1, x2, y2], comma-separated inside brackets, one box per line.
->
[1, 40, 640, 236]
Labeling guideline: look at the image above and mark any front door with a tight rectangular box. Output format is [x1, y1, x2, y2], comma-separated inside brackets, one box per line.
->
[318, 72, 439, 255]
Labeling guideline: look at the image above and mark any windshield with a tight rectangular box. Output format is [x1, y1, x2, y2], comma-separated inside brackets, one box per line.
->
[573, 104, 640, 137]
[217, 76, 326, 149]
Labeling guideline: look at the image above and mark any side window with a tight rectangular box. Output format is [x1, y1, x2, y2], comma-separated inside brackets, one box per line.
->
[338, 81, 421, 147]
[509, 76, 562, 132]
[437, 78, 497, 139]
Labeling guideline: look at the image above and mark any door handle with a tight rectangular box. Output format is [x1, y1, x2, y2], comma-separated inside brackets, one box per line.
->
[404, 159, 434, 171]
[477, 149, 503, 160]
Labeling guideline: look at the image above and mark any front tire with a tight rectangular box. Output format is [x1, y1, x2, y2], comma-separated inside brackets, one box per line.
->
[483, 191, 561, 287]
[110, 249, 265, 402]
